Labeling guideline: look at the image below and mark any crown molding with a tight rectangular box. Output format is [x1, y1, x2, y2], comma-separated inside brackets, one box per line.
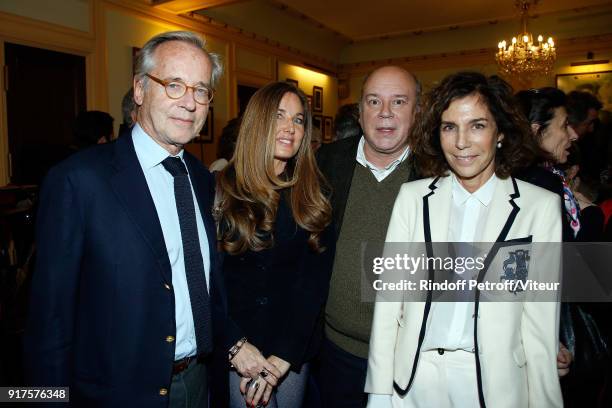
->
[338, 33, 612, 75]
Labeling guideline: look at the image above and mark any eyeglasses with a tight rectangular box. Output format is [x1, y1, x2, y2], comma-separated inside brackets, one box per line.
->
[145, 73, 214, 105]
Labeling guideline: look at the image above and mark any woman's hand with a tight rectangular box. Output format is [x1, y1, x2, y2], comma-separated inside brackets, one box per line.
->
[230, 342, 281, 386]
[267, 355, 291, 379]
[240, 375, 275, 408]
[240, 355, 291, 407]
[557, 342, 572, 377]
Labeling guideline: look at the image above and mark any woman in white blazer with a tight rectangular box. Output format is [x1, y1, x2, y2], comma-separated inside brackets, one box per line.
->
[366, 72, 563, 408]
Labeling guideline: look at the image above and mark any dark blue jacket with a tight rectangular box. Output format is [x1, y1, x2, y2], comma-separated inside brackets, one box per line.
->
[24, 134, 227, 407]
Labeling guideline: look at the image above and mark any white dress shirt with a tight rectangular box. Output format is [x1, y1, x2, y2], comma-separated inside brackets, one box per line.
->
[421, 173, 497, 351]
[356, 136, 410, 182]
[132, 124, 211, 360]
[368, 173, 498, 408]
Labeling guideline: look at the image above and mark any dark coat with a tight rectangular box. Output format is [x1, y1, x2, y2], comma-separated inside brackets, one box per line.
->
[24, 134, 227, 407]
[223, 193, 335, 371]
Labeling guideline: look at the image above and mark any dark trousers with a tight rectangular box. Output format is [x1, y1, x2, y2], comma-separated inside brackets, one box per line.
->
[169, 360, 208, 408]
[316, 338, 368, 408]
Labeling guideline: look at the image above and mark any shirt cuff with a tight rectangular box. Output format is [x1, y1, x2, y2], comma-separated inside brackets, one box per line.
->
[367, 393, 393, 408]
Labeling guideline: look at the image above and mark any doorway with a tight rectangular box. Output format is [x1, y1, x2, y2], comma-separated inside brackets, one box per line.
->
[237, 84, 259, 116]
[5, 42, 86, 185]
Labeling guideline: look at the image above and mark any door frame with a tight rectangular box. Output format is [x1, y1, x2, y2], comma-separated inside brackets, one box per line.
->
[0, 8, 102, 185]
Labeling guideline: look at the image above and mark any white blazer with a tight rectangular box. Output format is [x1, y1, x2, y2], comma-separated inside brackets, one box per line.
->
[365, 175, 563, 408]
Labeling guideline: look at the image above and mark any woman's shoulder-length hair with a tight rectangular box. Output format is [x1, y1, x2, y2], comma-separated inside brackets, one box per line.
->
[411, 71, 540, 179]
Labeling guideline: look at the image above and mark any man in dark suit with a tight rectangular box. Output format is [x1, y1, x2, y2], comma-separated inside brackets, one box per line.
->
[315, 66, 420, 407]
[25, 31, 224, 407]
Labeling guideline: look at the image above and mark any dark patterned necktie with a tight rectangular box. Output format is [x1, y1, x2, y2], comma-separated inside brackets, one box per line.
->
[161, 156, 212, 355]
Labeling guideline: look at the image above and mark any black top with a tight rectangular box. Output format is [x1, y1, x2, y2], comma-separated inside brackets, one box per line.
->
[223, 193, 335, 371]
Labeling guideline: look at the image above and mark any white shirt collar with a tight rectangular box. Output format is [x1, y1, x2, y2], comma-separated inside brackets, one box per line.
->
[451, 172, 497, 207]
[355, 136, 410, 181]
[132, 123, 184, 169]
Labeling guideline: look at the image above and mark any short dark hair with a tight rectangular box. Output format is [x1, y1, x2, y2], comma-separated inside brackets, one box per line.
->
[515, 87, 566, 161]
[217, 117, 241, 160]
[334, 103, 361, 140]
[411, 71, 539, 178]
[566, 90, 603, 125]
[73, 110, 114, 147]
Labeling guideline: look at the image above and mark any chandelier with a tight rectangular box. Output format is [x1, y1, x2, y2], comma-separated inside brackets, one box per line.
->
[496, 0, 556, 79]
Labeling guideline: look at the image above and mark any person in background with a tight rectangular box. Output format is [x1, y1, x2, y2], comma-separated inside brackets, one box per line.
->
[515, 88, 580, 241]
[209, 117, 240, 172]
[73, 110, 114, 148]
[567, 91, 606, 186]
[118, 88, 138, 138]
[311, 127, 323, 152]
[335, 103, 362, 141]
[315, 66, 420, 407]
[516, 87, 610, 407]
[216, 81, 334, 408]
[562, 146, 605, 241]
[366, 71, 562, 408]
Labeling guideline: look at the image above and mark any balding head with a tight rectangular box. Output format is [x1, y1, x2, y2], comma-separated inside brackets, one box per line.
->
[360, 66, 420, 105]
[359, 66, 420, 168]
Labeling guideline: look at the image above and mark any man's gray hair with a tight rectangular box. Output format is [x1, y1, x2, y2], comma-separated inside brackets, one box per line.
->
[134, 30, 223, 88]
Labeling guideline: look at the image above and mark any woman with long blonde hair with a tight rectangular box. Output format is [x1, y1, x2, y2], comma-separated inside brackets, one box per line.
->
[218, 81, 334, 407]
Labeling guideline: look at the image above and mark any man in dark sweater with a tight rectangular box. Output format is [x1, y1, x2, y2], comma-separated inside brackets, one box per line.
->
[315, 66, 420, 408]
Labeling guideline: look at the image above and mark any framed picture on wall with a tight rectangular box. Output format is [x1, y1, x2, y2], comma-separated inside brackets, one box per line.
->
[286, 78, 298, 88]
[193, 107, 214, 143]
[312, 114, 322, 131]
[556, 71, 612, 111]
[313, 86, 323, 112]
[323, 116, 333, 143]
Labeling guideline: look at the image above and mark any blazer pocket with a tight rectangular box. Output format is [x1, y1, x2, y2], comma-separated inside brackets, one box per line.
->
[512, 345, 527, 367]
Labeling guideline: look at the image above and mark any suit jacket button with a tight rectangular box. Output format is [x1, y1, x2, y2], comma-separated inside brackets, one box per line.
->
[164, 283, 171, 290]
[166, 336, 175, 343]
[159, 388, 168, 396]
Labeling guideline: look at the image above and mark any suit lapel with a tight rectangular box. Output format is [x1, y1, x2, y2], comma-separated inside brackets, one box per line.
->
[109, 135, 172, 283]
[331, 137, 359, 237]
[423, 176, 452, 242]
[482, 176, 521, 242]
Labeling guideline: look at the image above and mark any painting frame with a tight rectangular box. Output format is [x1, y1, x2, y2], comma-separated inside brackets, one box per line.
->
[323, 116, 333, 143]
[556, 71, 612, 111]
[193, 107, 214, 143]
[313, 86, 323, 113]
[312, 114, 322, 131]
